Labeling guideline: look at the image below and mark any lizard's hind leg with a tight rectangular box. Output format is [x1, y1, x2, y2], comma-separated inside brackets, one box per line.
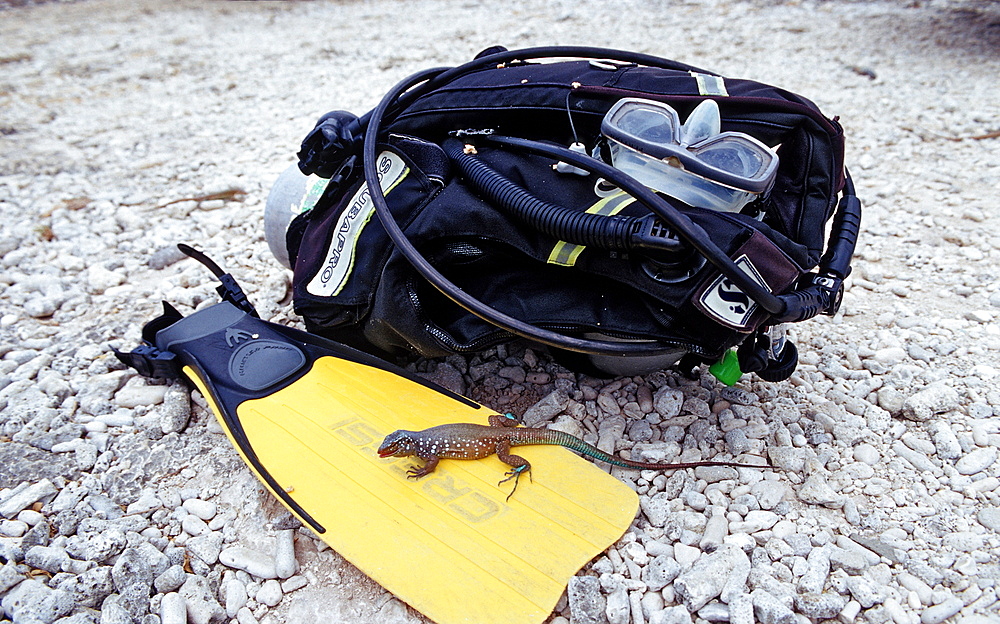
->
[489, 413, 522, 428]
[496, 440, 532, 501]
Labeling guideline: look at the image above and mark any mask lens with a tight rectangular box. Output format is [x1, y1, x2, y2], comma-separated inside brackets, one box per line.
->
[693, 140, 769, 179]
[615, 107, 676, 144]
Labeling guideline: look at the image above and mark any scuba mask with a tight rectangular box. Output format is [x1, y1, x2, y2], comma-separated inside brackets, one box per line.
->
[601, 98, 779, 212]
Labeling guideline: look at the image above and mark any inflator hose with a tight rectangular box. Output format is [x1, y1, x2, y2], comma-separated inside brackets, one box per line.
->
[443, 139, 639, 253]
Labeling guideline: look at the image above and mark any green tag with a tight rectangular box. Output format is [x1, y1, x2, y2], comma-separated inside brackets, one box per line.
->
[299, 174, 332, 215]
[709, 350, 742, 386]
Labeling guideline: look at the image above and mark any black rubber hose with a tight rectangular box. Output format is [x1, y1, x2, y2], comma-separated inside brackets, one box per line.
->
[443, 139, 637, 251]
[818, 171, 861, 280]
[772, 170, 861, 323]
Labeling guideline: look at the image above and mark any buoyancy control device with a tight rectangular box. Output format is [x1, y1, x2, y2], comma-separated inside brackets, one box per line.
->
[265, 46, 861, 379]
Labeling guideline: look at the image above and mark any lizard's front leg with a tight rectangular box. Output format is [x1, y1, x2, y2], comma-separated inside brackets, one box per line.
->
[406, 455, 440, 479]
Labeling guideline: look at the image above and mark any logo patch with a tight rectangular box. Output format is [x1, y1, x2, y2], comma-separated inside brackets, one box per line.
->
[697, 255, 768, 330]
[227, 339, 306, 392]
[307, 151, 409, 297]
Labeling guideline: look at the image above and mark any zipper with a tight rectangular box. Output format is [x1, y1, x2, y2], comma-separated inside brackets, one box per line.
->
[406, 274, 712, 357]
[575, 85, 843, 137]
[569, 324, 714, 357]
[405, 276, 513, 353]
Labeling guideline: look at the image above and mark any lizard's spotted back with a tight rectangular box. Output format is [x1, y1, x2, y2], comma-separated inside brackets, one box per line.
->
[379, 414, 767, 499]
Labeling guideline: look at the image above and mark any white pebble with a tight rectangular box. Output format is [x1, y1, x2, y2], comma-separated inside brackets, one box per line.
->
[160, 592, 186, 624]
[225, 578, 249, 617]
[220, 546, 278, 579]
[87, 265, 125, 293]
[838, 599, 861, 623]
[723, 533, 756, 553]
[114, 380, 169, 408]
[181, 515, 209, 537]
[770, 520, 796, 539]
[255, 579, 282, 607]
[96, 412, 134, 427]
[852, 443, 880, 465]
[182, 499, 217, 521]
[898, 573, 934, 606]
[280, 576, 307, 593]
[699, 511, 728, 551]
[673, 543, 701, 569]
[16, 509, 43, 526]
[873, 347, 907, 364]
[50, 440, 81, 454]
[956, 447, 998, 475]
[0, 520, 28, 537]
[236, 607, 259, 624]
[209, 511, 234, 532]
[729, 510, 779, 534]
[274, 529, 298, 579]
[920, 597, 962, 624]
[623, 541, 648, 566]
[88, 432, 111, 453]
[750, 480, 786, 510]
[0, 479, 57, 518]
[683, 490, 709, 511]
[24, 296, 57, 318]
[698, 601, 731, 621]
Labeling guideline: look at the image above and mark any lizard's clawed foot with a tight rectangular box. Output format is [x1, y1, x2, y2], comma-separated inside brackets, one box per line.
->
[406, 466, 429, 479]
[499, 465, 530, 501]
[490, 412, 523, 428]
[499, 464, 530, 484]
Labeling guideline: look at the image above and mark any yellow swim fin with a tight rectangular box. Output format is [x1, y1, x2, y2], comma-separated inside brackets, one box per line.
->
[116, 248, 639, 624]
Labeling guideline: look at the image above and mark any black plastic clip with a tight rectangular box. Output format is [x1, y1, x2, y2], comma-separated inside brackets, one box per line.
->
[215, 274, 258, 318]
[773, 271, 843, 324]
[297, 110, 361, 179]
[737, 325, 798, 382]
[177, 244, 259, 318]
[114, 344, 180, 380]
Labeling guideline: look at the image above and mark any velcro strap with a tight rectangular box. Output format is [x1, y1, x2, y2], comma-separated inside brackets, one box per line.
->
[690, 72, 728, 97]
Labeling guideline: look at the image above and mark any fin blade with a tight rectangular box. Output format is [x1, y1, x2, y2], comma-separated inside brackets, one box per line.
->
[192, 354, 638, 624]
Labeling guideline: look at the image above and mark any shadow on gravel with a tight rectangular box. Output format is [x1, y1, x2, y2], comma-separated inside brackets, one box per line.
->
[872, 1, 1000, 60]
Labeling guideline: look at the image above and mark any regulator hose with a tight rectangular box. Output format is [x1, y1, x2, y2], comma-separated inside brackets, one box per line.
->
[442, 139, 685, 258]
[363, 67, 685, 356]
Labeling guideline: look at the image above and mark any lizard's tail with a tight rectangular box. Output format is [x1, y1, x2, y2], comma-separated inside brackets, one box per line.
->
[512, 428, 766, 471]
[509, 428, 646, 468]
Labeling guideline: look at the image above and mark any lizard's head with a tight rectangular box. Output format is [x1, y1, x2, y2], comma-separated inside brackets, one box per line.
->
[378, 430, 415, 458]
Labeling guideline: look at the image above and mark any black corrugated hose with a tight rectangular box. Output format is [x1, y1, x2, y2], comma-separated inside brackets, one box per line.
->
[442, 138, 641, 252]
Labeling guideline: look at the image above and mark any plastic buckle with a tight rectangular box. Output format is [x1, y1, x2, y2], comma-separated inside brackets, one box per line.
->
[114, 344, 180, 380]
[296, 111, 360, 179]
[330, 154, 356, 189]
[811, 272, 844, 316]
[216, 274, 259, 318]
